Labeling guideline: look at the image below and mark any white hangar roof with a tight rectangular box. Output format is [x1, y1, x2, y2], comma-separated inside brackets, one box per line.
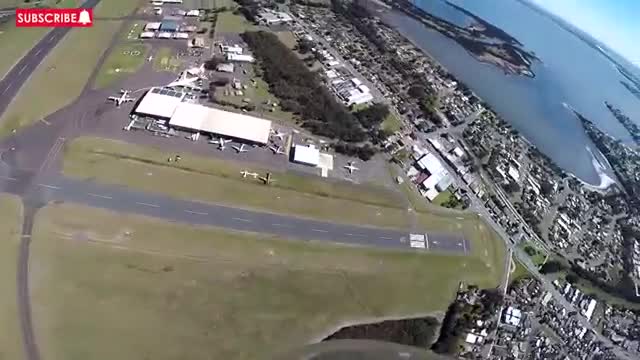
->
[169, 103, 272, 144]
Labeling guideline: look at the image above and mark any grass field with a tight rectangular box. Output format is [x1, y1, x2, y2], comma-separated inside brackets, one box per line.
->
[510, 258, 531, 285]
[93, 43, 149, 89]
[184, 0, 234, 9]
[520, 241, 547, 267]
[63, 137, 413, 228]
[0, 20, 122, 137]
[275, 31, 297, 49]
[153, 47, 181, 72]
[215, 11, 254, 34]
[0, 194, 23, 360]
[382, 112, 403, 134]
[215, 67, 297, 124]
[30, 203, 500, 360]
[0, 23, 48, 80]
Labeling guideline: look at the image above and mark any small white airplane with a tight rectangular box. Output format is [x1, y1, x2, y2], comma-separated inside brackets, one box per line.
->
[209, 137, 231, 150]
[233, 144, 248, 153]
[240, 170, 258, 178]
[147, 55, 154, 62]
[269, 145, 285, 155]
[107, 89, 135, 107]
[271, 129, 287, 141]
[344, 161, 359, 174]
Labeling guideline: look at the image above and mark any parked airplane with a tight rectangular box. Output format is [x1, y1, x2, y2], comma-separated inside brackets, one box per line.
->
[268, 145, 285, 155]
[240, 170, 258, 178]
[209, 137, 231, 150]
[233, 144, 248, 153]
[107, 89, 135, 107]
[259, 172, 275, 185]
[344, 161, 359, 174]
[271, 129, 287, 141]
[147, 55, 154, 62]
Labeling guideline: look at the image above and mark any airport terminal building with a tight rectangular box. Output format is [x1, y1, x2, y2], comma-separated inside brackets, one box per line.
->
[134, 87, 272, 144]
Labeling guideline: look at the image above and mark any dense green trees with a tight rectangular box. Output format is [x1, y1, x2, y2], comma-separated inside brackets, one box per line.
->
[242, 31, 368, 143]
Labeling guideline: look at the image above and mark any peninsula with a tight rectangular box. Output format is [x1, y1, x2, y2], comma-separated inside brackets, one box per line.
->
[385, 0, 539, 77]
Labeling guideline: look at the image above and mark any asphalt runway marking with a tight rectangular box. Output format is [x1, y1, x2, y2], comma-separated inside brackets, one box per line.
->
[18, 65, 28, 75]
[136, 202, 159, 208]
[232, 217, 251, 222]
[87, 193, 113, 199]
[379, 236, 393, 240]
[0, 175, 17, 181]
[425, 233, 430, 250]
[37, 184, 60, 190]
[35, 48, 42, 57]
[345, 233, 365, 237]
[271, 223, 291, 228]
[184, 210, 208, 215]
[311, 229, 328, 233]
[1, 82, 12, 94]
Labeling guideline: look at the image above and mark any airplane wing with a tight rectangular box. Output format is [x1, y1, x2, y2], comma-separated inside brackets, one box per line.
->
[107, 97, 118, 101]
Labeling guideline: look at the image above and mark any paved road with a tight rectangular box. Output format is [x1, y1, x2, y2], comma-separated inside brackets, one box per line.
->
[0, 0, 100, 116]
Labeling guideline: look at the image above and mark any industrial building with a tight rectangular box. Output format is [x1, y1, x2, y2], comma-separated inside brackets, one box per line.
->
[160, 20, 179, 32]
[292, 144, 320, 167]
[333, 78, 373, 106]
[134, 87, 272, 144]
[226, 53, 254, 63]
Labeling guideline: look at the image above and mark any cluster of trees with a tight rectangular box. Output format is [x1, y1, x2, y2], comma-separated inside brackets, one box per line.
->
[325, 317, 440, 348]
[431, 288, 503, 355]
[242, 31, 368, 143]
[334, 142, 377, 161]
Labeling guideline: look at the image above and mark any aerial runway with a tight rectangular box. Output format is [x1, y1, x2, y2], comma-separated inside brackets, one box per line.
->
[0, 0, 101, 118]
[0, 174, 470, 253]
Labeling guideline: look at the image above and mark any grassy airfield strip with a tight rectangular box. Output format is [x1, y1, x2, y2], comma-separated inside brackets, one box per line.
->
[0, 194, 24, 360]
[0, 0, 141, 137]
[30, 203, 501, 360]
[0, 0, 84, 79]
[63, 137, 412, 229]
[93, 43, 149, 89]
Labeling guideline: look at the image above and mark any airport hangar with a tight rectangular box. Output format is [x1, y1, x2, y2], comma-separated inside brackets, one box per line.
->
[134, 87, 272, 144]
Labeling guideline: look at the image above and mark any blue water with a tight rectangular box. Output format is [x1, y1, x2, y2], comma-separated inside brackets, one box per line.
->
[382, 0, 640, 185]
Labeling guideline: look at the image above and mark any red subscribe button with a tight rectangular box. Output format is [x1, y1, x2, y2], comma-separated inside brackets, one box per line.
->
[16, 8, 93, 27]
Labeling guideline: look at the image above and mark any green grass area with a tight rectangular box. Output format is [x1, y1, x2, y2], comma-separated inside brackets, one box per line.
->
[510, 258, 531, 285]
[275, 31, 297, 49]
[152, 47, 181, 72]
[93, 0, 139, 17]
[30, 203, 500, 359]
[520, 241, 547, 267]
[93, 43, 149, 89]
[432, 190, 455, 206]
[0, 194, 23, 360]
[215, 68, 297, 124]
[0, 23, 49, 80]
[63, 137, 413, 229]
[121, 21, 144, 41]
[0, 20, 122, 137]
[184, 0, 234, 9]
[382, 112, 402, 134]
[214, 11, 254, 34]
[0, 0, 81, 8]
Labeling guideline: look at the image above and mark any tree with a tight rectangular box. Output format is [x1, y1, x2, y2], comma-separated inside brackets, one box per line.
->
[408, 84, 427, 99]
[565, 273, 579, 284]
[539, 260, 566, 274]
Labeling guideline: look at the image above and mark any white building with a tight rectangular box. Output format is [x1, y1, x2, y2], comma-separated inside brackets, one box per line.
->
[502, 306, 522, 327]
[226, 53, 254, 63]
[292, 144, 320, 167]
[145, 22, 161, 31]
[220, 44, 243, 54]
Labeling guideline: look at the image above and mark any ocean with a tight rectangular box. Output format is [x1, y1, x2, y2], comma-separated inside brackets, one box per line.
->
[378, 0, 640, 186]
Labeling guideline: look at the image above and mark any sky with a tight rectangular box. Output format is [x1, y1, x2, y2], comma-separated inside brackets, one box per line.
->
[531, 0, 640, 65]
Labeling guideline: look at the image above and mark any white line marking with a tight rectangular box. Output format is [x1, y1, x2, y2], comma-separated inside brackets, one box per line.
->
[271, 223, 290, 227]
[35, 48, 42, 57]
[37, 184, 60, 189]
[184, 210, 208, 215]
[87, 193, 112, 199]
[345, 233, 365, 237]
[232, 217, 251, 222]
[379, 236, 393, 240]
[462, 239, 468, 253]
[425, 233, 430, 250]
[456, 217, 464, 220]
[0, 175, 17, 181]
[136, 202, 159, 208]
[47, 35, 56, 43]
[311, 229, 328, 233]
[18, 65, 27, 75]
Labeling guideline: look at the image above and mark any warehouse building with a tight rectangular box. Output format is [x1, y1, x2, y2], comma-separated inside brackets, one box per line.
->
[134, 87, 272, 144]
[292, 144, 320, 167]
[160, 20, 179, 32]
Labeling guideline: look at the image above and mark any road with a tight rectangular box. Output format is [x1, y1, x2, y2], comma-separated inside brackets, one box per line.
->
[0, 0, 101, 119]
